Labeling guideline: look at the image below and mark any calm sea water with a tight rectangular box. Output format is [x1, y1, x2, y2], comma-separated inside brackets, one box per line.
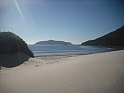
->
[28, 44, 112, 56]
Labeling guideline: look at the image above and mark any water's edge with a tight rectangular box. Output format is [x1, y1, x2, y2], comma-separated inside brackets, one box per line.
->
[28, 44, 113, 56]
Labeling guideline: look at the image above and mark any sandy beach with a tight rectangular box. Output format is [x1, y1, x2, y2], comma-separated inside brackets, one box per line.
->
[0, 50, 124, 93]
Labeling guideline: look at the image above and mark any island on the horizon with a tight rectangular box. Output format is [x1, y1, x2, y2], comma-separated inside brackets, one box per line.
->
[35, 40, 72, 45]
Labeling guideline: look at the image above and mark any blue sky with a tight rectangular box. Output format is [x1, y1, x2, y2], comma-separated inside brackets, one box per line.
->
[0, 0, 124, 44]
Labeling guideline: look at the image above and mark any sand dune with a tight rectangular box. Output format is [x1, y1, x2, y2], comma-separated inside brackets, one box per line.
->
[0, 50, 124, 93]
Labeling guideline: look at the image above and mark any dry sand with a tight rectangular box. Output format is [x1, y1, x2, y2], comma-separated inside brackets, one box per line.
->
[0, 50, 124, 93]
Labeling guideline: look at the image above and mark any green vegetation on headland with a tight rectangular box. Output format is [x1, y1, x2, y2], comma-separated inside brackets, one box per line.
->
[0, 32, 34, 58]
[81, 26, 124, 50]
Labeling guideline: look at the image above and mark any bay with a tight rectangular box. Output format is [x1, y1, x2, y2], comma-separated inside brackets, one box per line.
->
[28, 44, 112, 56]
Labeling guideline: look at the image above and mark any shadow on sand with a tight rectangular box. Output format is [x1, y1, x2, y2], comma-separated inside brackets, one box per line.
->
[0, 52, 30, 68]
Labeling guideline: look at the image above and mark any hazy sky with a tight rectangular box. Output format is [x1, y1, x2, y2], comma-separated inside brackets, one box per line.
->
[0, 0, 124, 44]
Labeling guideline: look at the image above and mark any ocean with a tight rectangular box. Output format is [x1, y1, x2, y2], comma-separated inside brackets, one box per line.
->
[28, 44, 112, 56]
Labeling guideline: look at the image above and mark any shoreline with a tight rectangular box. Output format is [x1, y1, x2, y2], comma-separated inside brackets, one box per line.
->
[34, 51, 111, 57]
[34, 50, 119, 59]
[29, 44, 113, 57]
[34, 52, 93, 57]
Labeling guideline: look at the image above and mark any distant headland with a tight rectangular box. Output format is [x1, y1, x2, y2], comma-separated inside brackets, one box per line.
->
[35, 40, 72, 45]
[81, 25, 124, 49]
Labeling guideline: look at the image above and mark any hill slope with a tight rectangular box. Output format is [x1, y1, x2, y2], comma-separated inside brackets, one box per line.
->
[81, 26, 124, 49]
[0, 32, 34, 57]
